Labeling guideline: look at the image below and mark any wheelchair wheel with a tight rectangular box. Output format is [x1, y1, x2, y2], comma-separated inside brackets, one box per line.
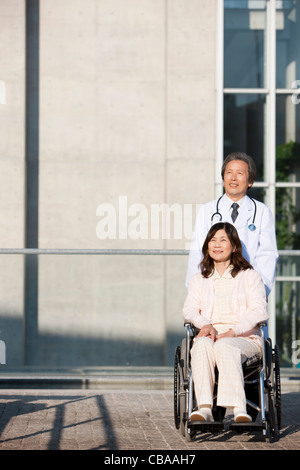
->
[266, 382, 277, 442]
[174, 339, 189, 436]
[265, 342, 281, 441]
[273, 344, 282, 430]
[265, 338, 273, 379]
[178, 338, 189, 436]
[174, 346, 181, 430]
[185, 420, 196, 442]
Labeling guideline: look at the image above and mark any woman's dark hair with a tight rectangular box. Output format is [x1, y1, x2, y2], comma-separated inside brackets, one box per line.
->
[221, 152, 257, 185]
[200, 222, 253, 278]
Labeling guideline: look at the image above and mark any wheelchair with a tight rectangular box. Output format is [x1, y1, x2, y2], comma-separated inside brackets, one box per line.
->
[174, 323, 281, 442]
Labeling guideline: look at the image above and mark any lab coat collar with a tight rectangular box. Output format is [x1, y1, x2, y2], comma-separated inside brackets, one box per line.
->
[223, 193, 246, 209]
[221, 194, 254, 228]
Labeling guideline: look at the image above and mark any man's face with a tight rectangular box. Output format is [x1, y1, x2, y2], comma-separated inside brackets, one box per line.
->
[223, 160, 253, 201]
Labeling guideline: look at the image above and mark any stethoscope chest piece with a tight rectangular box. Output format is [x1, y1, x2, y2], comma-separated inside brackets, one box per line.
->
[248, 223, 256, 231]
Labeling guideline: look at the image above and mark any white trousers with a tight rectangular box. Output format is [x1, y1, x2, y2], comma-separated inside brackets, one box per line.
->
[190, 336, 261, 410]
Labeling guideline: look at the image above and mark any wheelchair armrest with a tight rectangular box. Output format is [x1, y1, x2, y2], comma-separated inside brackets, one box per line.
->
[184, 322, 199, 336]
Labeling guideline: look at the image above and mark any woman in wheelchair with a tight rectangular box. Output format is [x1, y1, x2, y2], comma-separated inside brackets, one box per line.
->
[182, 221, 269, 424]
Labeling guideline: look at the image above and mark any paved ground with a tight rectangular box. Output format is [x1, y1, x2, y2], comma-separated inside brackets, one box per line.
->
[0, 388, 299, 452]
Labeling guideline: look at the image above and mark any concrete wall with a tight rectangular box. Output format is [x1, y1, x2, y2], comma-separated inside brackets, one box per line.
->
[0, 0, 216, 367]
[0, 0, 25, 365]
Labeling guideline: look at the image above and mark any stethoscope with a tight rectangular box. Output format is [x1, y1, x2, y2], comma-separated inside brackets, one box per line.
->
[211, 194, 257, 231]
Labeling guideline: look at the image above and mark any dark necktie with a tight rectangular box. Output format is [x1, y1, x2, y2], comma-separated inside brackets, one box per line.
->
[231, 203, 239, 223]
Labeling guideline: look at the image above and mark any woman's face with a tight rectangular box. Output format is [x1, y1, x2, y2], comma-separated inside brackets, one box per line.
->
[208, 229, 234, 263]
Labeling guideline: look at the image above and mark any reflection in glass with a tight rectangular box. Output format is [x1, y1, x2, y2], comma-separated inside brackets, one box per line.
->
[224, 94, 266, 180]
[276, 280, 300, 367]
[276, 94, 300, 150]
[276, 187, 300, 249]
[224, 3, 266, 88]
[276, 1, 300, 89]
[247, 186, 265, 204]
[277, 255, 300, 277]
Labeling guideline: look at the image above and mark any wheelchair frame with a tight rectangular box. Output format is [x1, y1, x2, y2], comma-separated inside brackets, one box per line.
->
[174, 323, 281, 442]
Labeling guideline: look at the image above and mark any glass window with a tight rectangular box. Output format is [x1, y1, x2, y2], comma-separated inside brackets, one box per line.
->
[223, 1, 300, 366]
[224, 2, 267, 88]
[247, 186, 265, 202]
[276, 94, 300, 148]
[224, 93, 266, 180]
[275, 280, 300, 367]
[276, 1, 300, 89]
[277, 254, 300, 277]
[276, 187, 300, 250]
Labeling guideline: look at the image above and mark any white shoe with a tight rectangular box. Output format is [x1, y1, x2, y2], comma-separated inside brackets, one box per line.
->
[234, 411, 252, 423]
[190, 408, 214, 422]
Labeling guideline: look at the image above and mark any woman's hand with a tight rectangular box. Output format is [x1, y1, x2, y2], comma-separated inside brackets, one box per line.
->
[216, 329, 236, 340]
[197, 324, 218, 341]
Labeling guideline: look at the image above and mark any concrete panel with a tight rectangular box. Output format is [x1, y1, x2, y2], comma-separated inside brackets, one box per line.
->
[165, 158, 214, 250]
[164, 255, 189, 364]
[0, 1, 25, 365]
[0, 0, 25, 247]
[37, 254, 166, 366]
[39, 160, 166, 249]
[0, 160, 25, 247]
[167, 0, 216, 161]
[0, 255, 24, 365]
[95, 79, 165, 163]
[167, 78, 215, 160]
[96, 0, 165, 81]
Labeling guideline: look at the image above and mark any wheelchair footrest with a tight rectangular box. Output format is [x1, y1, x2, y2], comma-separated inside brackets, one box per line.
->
[188, 420, 225, 433]
[229, 422, 264, 433]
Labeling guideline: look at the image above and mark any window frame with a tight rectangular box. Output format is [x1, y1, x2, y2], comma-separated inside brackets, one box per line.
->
[218, 0, 300, 351]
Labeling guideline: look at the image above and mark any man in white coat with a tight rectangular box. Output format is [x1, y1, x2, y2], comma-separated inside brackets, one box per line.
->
[186, 152, 278, 296]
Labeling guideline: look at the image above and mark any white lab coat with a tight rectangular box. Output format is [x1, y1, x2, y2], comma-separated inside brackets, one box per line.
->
[186, 194, 278, 296]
